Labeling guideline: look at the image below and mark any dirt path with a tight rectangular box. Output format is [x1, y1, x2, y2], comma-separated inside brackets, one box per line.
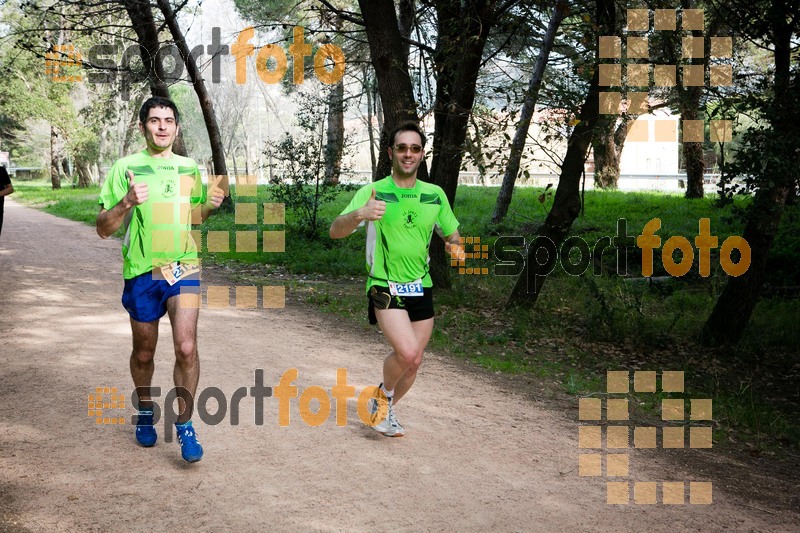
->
[0, 199, 797, 532]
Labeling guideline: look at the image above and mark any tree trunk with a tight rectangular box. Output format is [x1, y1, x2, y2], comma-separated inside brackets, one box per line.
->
[430, 1, 496, 203]
[507, 0, 614, 306]
[365, 67, 377, 178]
[76, 160, 92, 187]
[324, 79, 345, 184]
[61, 158, 71, 180]
[702, 0, 795, 345]
[357, 0, 425, 182]
[50, 125, 61, 190]
[678, 0, 705, 198]
[428, 0, 498, 289]
[375, 89, 384, 153]
[681, 91, 705, 198]
[702, 184, 790, 344]
[397, 0, 415, 59]
[122, 94, 143, 156]
[122, 0, 187, 156]
[681, 77, 705, 197]
[592, 117, 629, 189]
[492, 0, 568, 224]
[155, 0, 226, 175]
[592, 122, 618, 188]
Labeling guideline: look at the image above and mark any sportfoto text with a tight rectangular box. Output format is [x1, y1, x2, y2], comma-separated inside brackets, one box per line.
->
[129, 369, 386, 442]
[492, 217, 750, 279]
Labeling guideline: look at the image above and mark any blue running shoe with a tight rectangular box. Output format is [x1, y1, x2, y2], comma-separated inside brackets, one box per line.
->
[135, 410, 157, 447]
[175, 421, 203, 463]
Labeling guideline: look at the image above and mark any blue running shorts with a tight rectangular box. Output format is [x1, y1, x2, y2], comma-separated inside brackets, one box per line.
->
[122, 270, 200, 323]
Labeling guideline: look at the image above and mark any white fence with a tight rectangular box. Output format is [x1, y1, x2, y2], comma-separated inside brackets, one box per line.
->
[334, 171, 723, 193]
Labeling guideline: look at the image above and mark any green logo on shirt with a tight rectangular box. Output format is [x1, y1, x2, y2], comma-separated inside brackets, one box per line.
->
[163, 180, 176, 198]
[403, 210, 418, 229]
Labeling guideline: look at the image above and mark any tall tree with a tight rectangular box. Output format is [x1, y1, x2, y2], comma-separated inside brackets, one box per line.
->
[154, 0, 228, 177]
[591, 116, 632, 188]
[121, 0, 187, 156]
[702, 0, 800, 345]
[357, 0, 422, 181]
[680, 0, 707, 199]
[492, 0, 569, 223]
[507, 0, 615, 306]
[426, 0, 516, 286]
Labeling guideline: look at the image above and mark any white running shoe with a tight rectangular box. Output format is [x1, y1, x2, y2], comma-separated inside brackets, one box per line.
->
[367, 384, 405, 437]
[367, 383, 387, 427]
[381, 399, 405, 437]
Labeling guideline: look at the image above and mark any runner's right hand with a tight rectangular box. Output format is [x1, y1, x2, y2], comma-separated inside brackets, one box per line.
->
[359, 188, 385, 221]
[445, 241, 466, 261]
[125, 170, 149, 207]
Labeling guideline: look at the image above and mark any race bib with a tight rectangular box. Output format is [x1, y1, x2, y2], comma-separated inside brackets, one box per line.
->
[160, 261, 200, 286]
[388, 279, 424, 297]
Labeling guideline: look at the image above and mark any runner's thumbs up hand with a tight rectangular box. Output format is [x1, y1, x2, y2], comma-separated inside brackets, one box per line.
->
[125, 170, 148, 207]
[206, 175, 225, 209]
[359, 188, 386, 221]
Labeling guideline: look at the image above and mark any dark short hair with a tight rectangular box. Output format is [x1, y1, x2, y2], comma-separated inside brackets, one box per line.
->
[139, 96, 180, 125]
[388, 121, 426, 148]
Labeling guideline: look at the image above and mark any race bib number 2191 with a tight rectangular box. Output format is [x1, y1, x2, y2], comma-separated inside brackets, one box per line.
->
[388, 279, 424, 297]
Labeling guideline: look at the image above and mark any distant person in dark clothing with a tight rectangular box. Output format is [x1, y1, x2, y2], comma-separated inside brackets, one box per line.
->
[0, 165, 13, 239]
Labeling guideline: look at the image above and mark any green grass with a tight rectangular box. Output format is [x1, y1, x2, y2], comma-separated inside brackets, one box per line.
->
[14, 180, 800, 450]
[14, 184, 104, 227]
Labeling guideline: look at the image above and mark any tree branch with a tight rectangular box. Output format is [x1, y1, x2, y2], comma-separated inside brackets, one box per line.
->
[318, 0, 364, 26]
[402, 35, 435, 55]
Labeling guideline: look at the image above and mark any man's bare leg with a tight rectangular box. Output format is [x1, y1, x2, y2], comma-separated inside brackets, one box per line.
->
[392, 318, 433, 403]
[376, 311, 433, 402]
[376, 309, 420, 392]
[166, 294, 200, 424]
[130, 318, 159, 411]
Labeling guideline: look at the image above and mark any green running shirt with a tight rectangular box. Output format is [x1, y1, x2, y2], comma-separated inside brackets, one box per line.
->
[98, 150, 206, 279]
[340, 176, 459, 291]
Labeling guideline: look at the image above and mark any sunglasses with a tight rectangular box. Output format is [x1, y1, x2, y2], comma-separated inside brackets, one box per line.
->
[393, 144, 423, 154]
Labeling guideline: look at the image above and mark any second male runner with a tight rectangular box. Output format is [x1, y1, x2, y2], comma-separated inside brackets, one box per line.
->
[330, 122, 461, 437]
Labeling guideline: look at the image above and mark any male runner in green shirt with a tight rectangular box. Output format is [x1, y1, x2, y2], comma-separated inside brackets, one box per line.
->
[96, 97, 224, 462]
[330, 122, 462, 437]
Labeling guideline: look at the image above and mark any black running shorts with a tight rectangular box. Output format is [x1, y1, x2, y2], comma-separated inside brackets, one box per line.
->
[367, 285, 434, 325]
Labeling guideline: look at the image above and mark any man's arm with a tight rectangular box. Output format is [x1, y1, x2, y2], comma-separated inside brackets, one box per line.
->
[330, 188, 385, 239]
[96, 170, 148, 239]
[443, 230, 464, 258]
[444, 230, 462, 246]
[0, 168, 12, 197]
[330, 209, 366, 239]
